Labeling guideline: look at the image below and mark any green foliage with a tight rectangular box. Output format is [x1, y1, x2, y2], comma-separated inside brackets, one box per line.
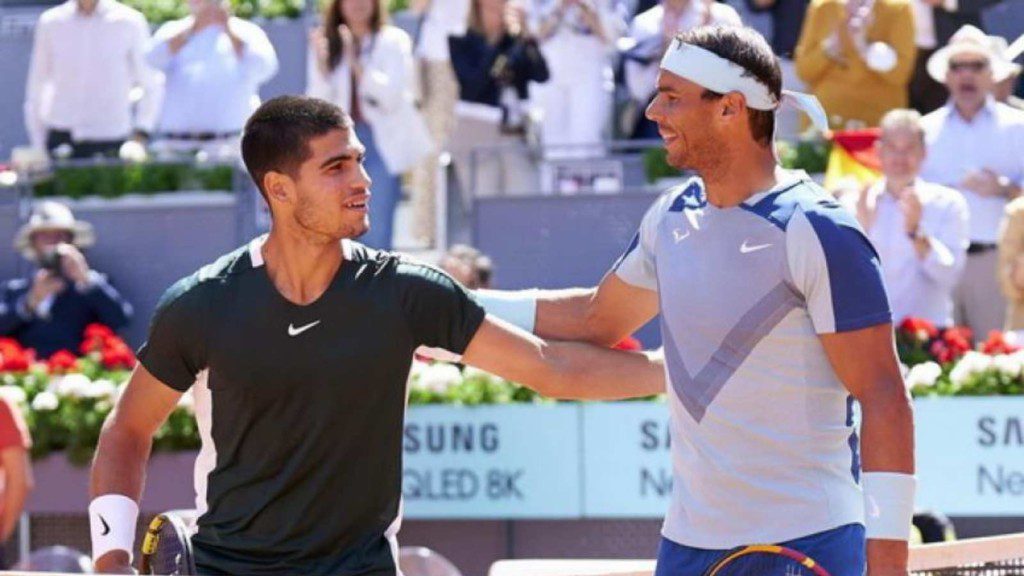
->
[32, 163, 234, 199]
[644, 137, 833, 184]
[776, 138, 831, 174]
[122, 0, 303, 24]
[642, 148, 681, 184]
[408, 364, 546, 406]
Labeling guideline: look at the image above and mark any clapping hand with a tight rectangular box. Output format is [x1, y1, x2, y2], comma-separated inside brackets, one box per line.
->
[962, 169, 1006, 198]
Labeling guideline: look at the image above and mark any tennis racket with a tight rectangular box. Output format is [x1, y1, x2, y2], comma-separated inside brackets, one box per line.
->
[703, 544, 833, 576]
[138, 510, 197, 575]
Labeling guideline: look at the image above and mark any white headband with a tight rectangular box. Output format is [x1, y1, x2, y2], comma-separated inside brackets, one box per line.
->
[659, 40, 830, 134]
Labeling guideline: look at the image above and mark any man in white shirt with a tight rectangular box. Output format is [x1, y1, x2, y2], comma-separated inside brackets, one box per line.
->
[845, 109, 969, 327]
[146, 0, 278, 157]
[921, 24, 1024, 338]
[24, 0, 159, 159]
[623, 0, 741, 138]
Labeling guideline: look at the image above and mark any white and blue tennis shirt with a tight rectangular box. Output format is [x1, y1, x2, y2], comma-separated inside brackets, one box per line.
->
[615, 172, 892, 549]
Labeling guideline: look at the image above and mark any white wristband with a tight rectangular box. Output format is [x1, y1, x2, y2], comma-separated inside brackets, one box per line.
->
[474, 289, 538, 333]
[89, 494, 139, 563]
[863, 472, 917, 540]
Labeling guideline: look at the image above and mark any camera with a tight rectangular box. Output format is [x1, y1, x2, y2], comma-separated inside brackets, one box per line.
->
[37, 249, 64, 276]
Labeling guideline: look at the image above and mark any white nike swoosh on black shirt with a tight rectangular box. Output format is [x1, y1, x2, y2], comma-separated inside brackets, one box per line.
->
[288, 321, 321, 337]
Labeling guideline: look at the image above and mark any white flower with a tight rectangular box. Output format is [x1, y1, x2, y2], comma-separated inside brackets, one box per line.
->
[49, 373, 93, 399]
[993, 354, 1024, 378]
[0, 386, 27, 406]
[417, 363, 462, 394]
[462, 364, 501, 383]
[176, 391, 195, 414]
[82, 379, 117, 400]
[118, 140, 148, 163]
[408, 360, 429, 382]
[949, 351, 993, 386]
[906, 362, 942, 389]
[31, 391, 59, 412]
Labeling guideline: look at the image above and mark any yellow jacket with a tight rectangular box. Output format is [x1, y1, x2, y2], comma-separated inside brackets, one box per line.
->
[794, 0, 917, 129]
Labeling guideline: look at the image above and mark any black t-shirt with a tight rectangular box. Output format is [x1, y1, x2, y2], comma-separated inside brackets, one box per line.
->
[137, 238, 485, 576]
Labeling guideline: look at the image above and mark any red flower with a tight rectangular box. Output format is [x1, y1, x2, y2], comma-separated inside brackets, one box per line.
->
[929, 340, 954, 364]
[47, 350, 78, 373]
[0, 338, 30, 372]
[1, 350, 30, 372]
[898, 317, 938, 341]
[613, 336, 642, 351]
[84, 323, 114, 340]
[100, 341, 134, 371]
[979, 330, 1021, 355]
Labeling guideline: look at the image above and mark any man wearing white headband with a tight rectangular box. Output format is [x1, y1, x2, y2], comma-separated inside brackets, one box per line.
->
[458, 25, 914, 575]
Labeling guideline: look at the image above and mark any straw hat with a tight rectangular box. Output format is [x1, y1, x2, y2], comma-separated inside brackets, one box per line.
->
[927, 25, 1019, 83]
[14, 201, 95, 259]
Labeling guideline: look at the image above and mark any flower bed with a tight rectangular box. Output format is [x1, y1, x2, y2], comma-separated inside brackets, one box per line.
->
[0, 324, 198, 465]
[5, 319, 1024, 465]
[898, 318, 1024, 397]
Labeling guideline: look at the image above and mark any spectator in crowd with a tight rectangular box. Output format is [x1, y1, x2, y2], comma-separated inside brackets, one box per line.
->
[408, 0, 472, 248]
[997, 195, 1024, 330]
[0, 202, 132, 358]
[24, 0, 159, 159]
[623, 0, 741, 139]
[794, 0, 916, 129]
[530, 0, 626, 158]
[0, 396, 31, 570]
[743, 0, 807, 59]
[145, 0, 279, 158]
[448, 0, 550, 196]
[439, 244, 494, 289]
[921, 24, 1024, 338]
[910, 0, 1003, 114]
[844, 109, 968, 327]
[308, 0, 430, 250]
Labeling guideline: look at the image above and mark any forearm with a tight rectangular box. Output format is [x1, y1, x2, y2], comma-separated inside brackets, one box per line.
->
[534, 288, 619, 344]
[0, 476, 28, 541]
[226, 26, 246, 58]
[90, 423, 152, 502]
[530, 341, 664, 400]
[916, 237, 962, 289]
[859, 388, 914, 474]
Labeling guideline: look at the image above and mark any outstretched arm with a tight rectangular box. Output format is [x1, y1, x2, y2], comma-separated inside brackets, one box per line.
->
[477, 190, 666, 345]
[461, 315, 664, 400]
[484, 271, 658, 347]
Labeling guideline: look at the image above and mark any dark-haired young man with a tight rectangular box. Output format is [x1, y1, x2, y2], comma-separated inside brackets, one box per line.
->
[87, 96, 664, 575]
[463, 26, 915, 575]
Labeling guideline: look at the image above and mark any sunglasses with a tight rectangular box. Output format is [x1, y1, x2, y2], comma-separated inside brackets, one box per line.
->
[949, 60, 989, 73]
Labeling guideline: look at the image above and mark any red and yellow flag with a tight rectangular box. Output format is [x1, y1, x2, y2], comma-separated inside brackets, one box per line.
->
[824, 128, 882, 190]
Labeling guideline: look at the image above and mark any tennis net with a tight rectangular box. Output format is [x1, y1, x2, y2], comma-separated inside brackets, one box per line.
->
[910, 533, 1024, 575]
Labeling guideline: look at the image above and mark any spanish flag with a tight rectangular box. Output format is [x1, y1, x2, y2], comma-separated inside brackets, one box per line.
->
[823, 128, 882, 190]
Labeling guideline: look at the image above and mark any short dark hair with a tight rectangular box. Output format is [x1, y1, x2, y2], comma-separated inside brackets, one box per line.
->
[676, 26, 782, 148]
[240, 96, 354, 198]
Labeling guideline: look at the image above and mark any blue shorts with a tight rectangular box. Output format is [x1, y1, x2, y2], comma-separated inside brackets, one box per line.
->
[654, 523, 866, 576]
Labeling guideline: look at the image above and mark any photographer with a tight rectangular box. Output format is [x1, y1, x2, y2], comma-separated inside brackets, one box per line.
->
[0, 202, 132, 357]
